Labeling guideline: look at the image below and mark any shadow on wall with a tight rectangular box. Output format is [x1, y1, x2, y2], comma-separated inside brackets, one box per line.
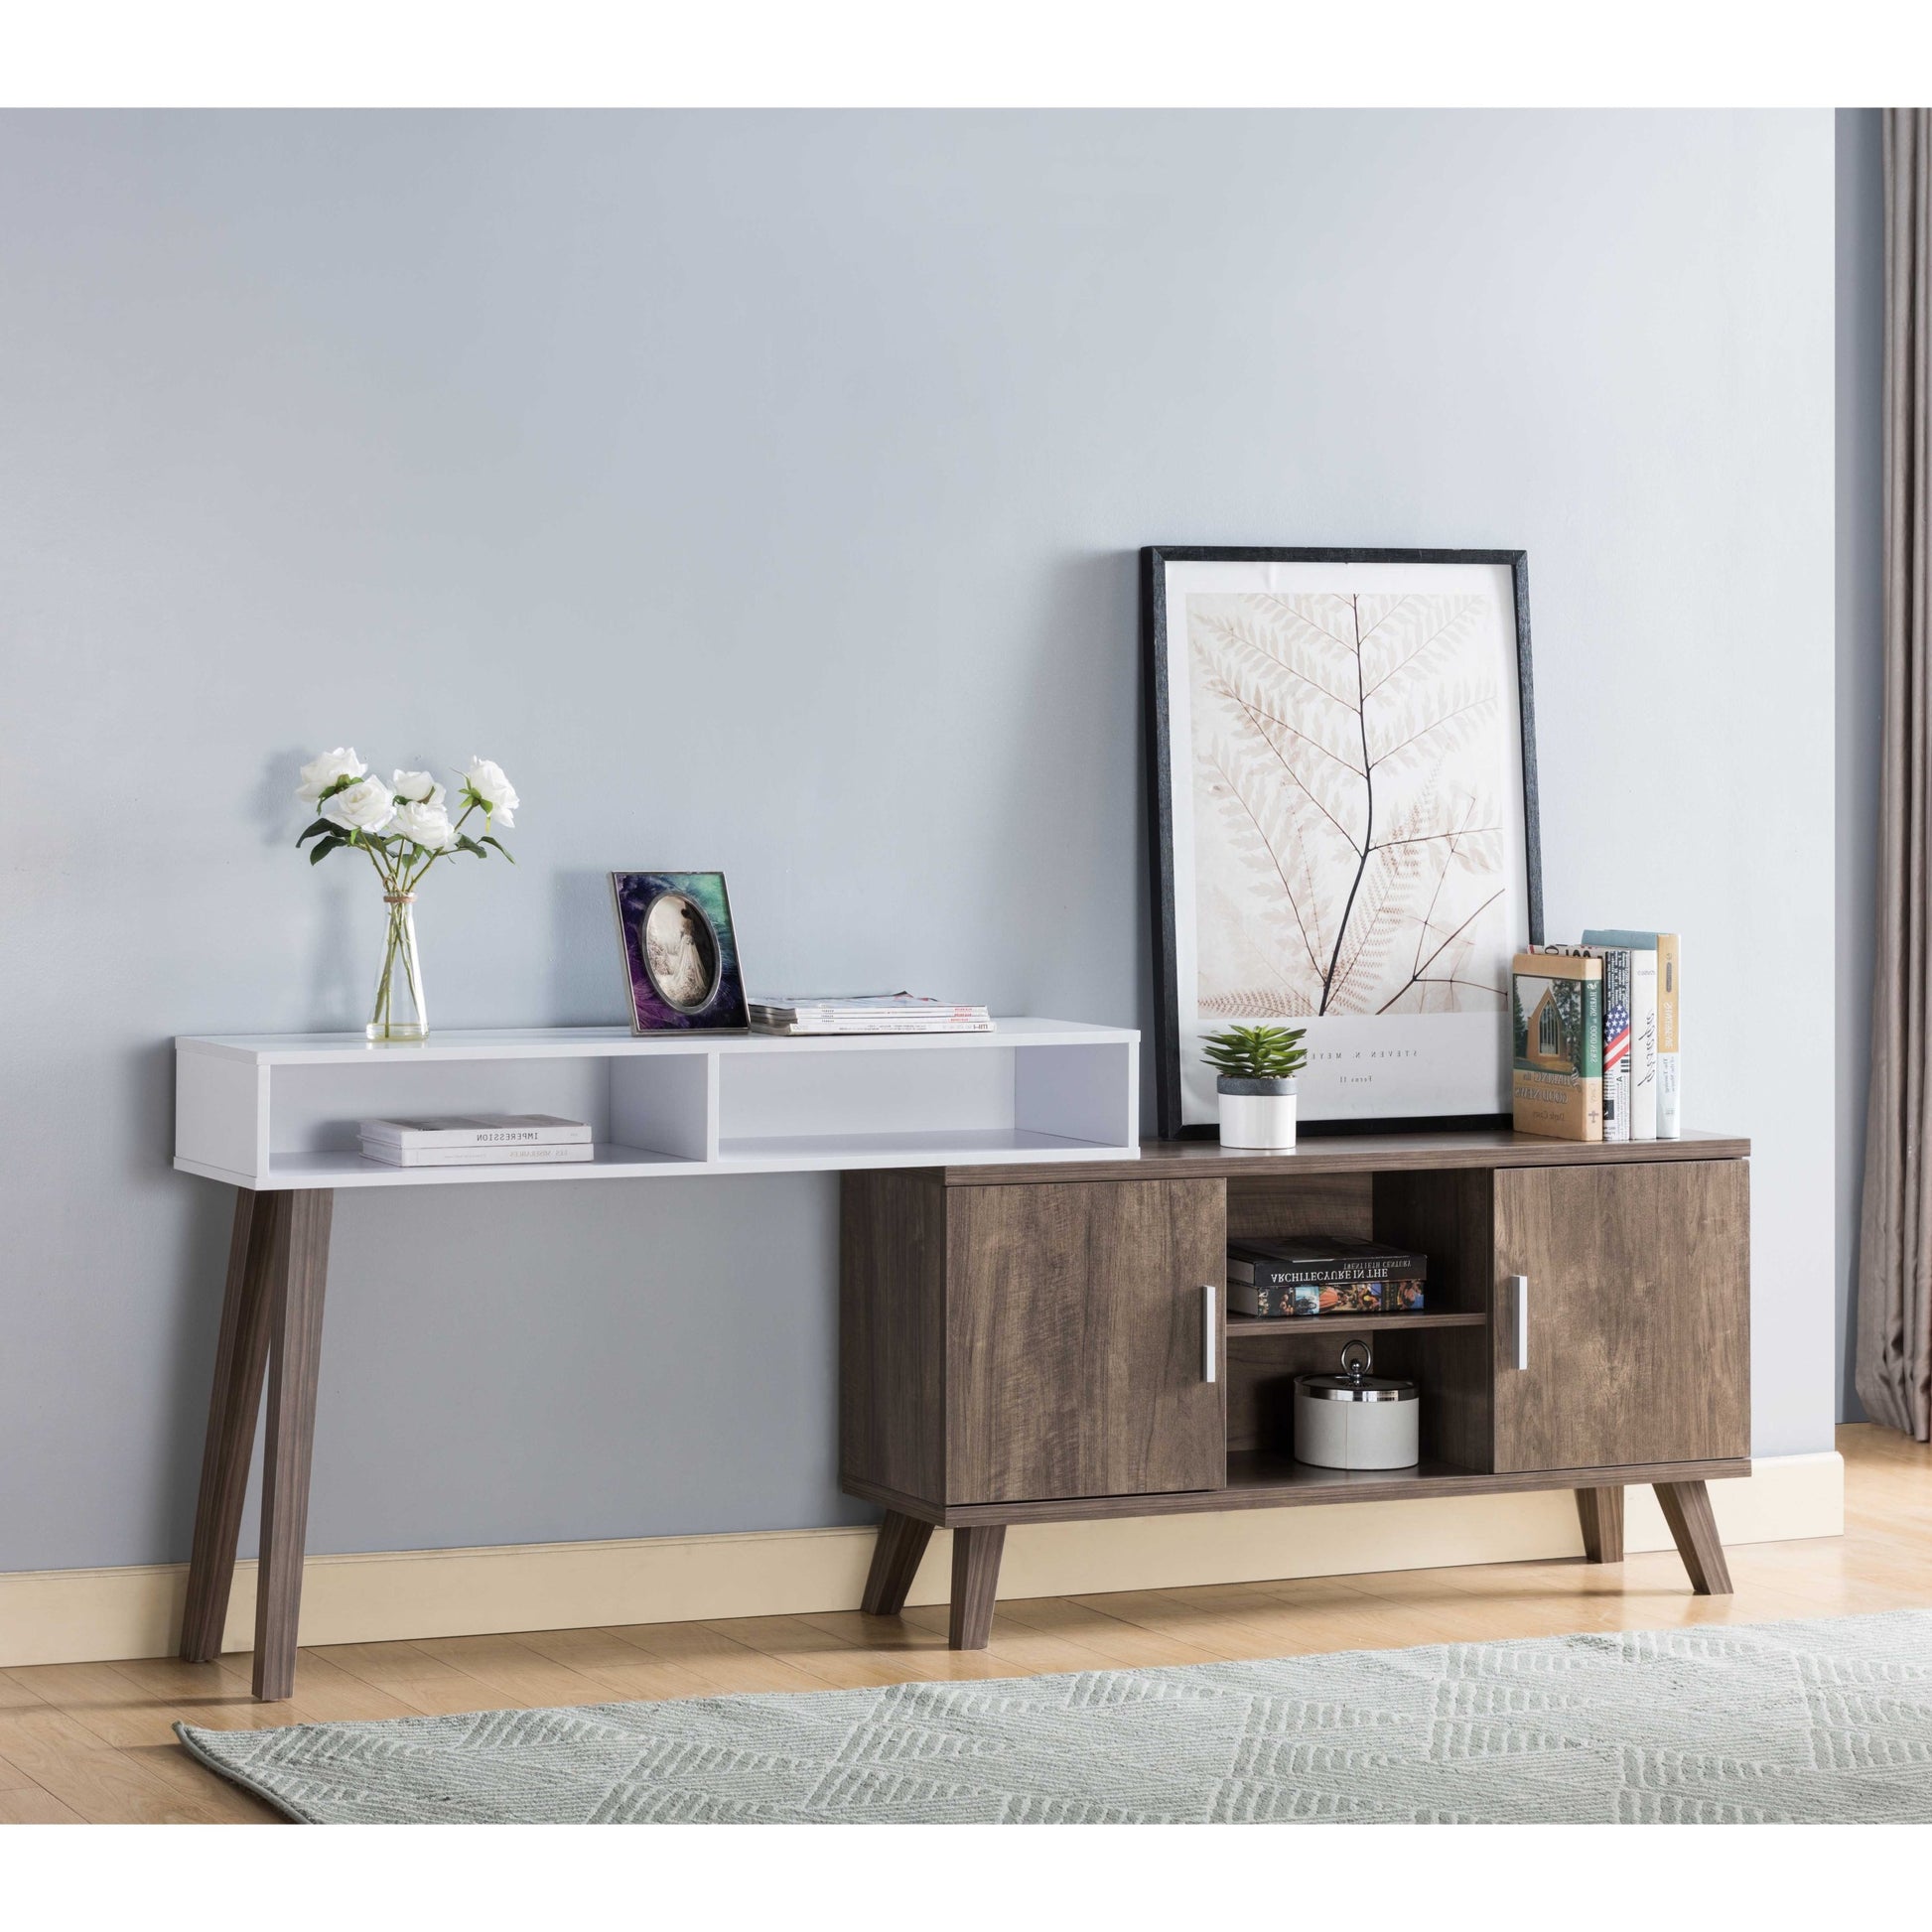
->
[133, 1036, 248, 1557]
[551, 871, 629, 1026]
[1008, 547, 1196, 1135]
[259, 746, 362, 1029]
[995, 547, 1147, 1008]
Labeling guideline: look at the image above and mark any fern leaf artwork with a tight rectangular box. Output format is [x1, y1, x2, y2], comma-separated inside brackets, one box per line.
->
[1188, 590, 1511, 1022]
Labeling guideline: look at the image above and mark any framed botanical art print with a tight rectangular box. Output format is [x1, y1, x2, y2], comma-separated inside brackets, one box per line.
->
[1143, 547, 1542, 1136]
[610, 871, 751, 1035]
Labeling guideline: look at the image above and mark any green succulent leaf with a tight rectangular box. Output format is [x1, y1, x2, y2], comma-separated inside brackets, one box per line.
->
[1201, 1024, 1308, 1080]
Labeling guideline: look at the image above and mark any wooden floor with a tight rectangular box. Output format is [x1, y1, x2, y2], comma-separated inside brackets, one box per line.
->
[3, 1423, 1927, 1824]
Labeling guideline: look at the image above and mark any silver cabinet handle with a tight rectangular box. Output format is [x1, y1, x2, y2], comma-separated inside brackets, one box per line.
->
[1201, 1283, 1218, 1384]
[1508, 1274, 1530, 1370]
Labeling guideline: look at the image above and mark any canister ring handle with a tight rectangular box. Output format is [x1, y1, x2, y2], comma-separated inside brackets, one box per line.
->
[1339, 1337, 1373, 1380]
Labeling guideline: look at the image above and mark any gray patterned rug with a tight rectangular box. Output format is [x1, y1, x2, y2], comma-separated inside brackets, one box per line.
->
[177, 1610, 1932, 1824]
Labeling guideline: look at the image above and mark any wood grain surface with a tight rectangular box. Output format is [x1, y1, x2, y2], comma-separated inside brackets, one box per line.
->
[839, 1172, 948, 1506]
[944, 1179, 1226, 1504]
[1491, 1161, 1749, 1473]
[180, 1192, 281, 1665]
[941, 1129, 1749, 1186]
[252, 1189, 334, 1702]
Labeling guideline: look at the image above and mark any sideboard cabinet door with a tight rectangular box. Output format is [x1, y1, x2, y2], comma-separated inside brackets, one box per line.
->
[945, 1178, 1226, 1505]
[1492, 1160, 1749, 1473]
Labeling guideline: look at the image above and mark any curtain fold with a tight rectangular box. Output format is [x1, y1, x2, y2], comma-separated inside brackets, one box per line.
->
[1858, 108, 1932, 1440]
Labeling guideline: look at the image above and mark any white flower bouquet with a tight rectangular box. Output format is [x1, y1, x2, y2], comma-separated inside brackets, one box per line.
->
[295, 749, 521, 1041]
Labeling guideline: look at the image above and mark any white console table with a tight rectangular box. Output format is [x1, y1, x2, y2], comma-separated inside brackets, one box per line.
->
[171, 1020, 1139, 1696]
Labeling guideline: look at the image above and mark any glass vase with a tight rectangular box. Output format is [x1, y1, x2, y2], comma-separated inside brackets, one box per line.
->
[367, 893, 428, 1042]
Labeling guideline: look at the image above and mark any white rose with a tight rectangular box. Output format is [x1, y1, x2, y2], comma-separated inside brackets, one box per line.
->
[295, 747, 367, 803]
[321, 776, 397, 835]
[464, 757, 519, 828]
[390, 800, 456, 850]
[390, 770, 444, 806]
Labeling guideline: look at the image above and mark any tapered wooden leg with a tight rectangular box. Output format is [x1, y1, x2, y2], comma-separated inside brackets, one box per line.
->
[252, 1189, 334, 1701]
[1574, 1485, 1624, 1565]
[1654, 1479, 1732, 1595]
[947, 1525, 1007, 1650]
[860, 1510, 934, 1617]
[180, 1191, 283, 1663]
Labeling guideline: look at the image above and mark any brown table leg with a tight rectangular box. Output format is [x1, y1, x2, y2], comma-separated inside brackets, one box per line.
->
[1574, 1485, 1624, 1564]
[180, 1191, 282, 1663]
[1654, 1478, 1732, 1594]
[860, 1510, 934, 1617]
[251, 1189, 334, 1700]
[948, 1524, 1007, 1650]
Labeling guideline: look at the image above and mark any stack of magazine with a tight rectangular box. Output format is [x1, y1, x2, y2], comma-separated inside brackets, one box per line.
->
[358, 1114, 594, 1168]
[748, 994, 993, 1036]
[1226, 1235, 1428, 1318]
[1511, 930, 1682, 1144]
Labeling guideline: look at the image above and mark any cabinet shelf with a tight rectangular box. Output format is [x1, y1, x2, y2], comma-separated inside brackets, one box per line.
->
[1224, 1310, 1486, 1336]
[1223, 1449, 1491, 1504]
[175, 1019, 1141, 1189]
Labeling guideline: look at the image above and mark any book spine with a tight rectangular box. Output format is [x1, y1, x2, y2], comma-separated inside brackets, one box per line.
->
[751, 1019, 995, 1034]
[1228, 1256, 1426, 1286]
[1626, 951, 1658, 1140]
[1655, 933, 1681, 1139]
[1228, 1281, 1426, 1318]
[762, 1008, 986, 1021]
[1511, 954, 1603, 1141]
[360, 1124, 591, 1148]
[1600, 949, 1631, 1144]
[360, 1143, 596, 1167]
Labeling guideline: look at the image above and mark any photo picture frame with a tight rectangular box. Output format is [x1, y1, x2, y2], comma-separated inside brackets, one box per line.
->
[1143, 546, 1543, 1137]
[609, 871, 751, 1035]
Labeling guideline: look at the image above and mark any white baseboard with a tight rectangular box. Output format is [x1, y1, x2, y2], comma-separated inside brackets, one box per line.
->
[0, 1452, 1845, 1670]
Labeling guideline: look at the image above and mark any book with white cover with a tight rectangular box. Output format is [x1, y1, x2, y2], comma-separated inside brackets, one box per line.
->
[359, 1139, 595, 1168]
[748, 993, 993, 1036]
[358, 1113, 592, 1148]
[1582, 929, 1680, 1138]
[750, 1018, 995, 1035]
[1623, 950, 1658, 1140]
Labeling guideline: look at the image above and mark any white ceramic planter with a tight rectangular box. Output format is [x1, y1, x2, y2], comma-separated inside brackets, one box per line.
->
[1216, 1075, 1298, 1150]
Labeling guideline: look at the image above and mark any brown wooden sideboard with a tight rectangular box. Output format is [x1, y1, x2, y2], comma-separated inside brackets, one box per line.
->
[841, 1129, 1751, 1648]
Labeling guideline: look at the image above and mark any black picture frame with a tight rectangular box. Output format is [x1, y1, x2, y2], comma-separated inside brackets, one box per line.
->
[1142, 546, 1544, 1140]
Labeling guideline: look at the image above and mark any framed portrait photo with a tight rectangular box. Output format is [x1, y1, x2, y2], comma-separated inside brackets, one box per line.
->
[1143, 547, 1543, 1137]
[610, 871, 750, 1035]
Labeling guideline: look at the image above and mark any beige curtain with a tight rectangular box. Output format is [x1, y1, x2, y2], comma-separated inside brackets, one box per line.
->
[1858, 109, 1932, 1440]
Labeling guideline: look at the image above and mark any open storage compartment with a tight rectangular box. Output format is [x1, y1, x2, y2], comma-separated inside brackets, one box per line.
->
[1221, 1168, 1495, 1494]
[174, 1021, 1140, 1187]
[259, 1048, 715, 1184]
[714, 1032, 1138, 1169]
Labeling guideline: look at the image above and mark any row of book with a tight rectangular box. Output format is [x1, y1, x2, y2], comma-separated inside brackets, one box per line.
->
[358, 1115, 592, 1168]
[1511, 928, 1682, 1143]
[748, 993, 993, 1036]
[1227, 1236, 1427, 1319]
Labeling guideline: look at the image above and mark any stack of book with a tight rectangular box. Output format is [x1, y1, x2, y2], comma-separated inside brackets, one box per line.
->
[358, 1114, 594, 1168]
[1226, 1235, 1428, 1318]
[748, 994, 994, 1036]
[1511, 930, 1682, 1144]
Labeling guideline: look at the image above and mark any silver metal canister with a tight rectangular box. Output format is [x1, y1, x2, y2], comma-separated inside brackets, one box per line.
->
[1293, 1339, 1421, 1470]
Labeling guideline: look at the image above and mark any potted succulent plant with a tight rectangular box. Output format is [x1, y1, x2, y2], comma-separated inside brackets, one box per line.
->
[1203, 1024, 1309, 1150]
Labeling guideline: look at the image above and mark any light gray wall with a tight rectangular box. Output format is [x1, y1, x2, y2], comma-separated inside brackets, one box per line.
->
[1836, 107, 1884, 1425]
[0, 110, 1836, 1574]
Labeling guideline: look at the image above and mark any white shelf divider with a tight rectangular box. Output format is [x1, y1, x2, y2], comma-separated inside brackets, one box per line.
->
[174, 1020, 1140, 1188]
